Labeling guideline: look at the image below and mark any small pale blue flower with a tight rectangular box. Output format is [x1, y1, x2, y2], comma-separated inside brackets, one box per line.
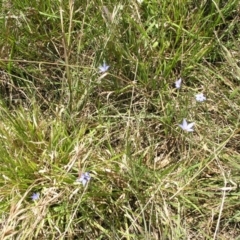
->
[195, 93, 206, 102]
[31, 192, 40, 201]
[98, 62, 109, 73]
[179, 119, 195, 132]
[175, 78, 182, 89]
[76, 172, 91, 186]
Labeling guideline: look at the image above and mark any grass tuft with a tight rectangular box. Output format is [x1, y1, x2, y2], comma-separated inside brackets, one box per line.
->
[0, 0, 240, 239]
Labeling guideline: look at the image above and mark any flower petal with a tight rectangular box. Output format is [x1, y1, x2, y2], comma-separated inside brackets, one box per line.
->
[175, 78, 182, 89]
[187, 122, 195, 128]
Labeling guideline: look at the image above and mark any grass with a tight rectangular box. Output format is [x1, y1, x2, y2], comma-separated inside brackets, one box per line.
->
[0, 0, 240, 239]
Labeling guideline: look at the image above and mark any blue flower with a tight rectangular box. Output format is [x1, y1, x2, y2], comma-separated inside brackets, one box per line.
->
[175, 78, 182, 89]
[98, 62, 109, 73]
[76, 172, 91, 186]
[195, 93, 206, 102]
[179, 119, 195, 132]
[31, 192, 40, 201]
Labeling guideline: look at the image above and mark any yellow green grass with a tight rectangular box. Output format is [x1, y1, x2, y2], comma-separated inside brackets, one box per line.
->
[0, 0, 240, 239]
